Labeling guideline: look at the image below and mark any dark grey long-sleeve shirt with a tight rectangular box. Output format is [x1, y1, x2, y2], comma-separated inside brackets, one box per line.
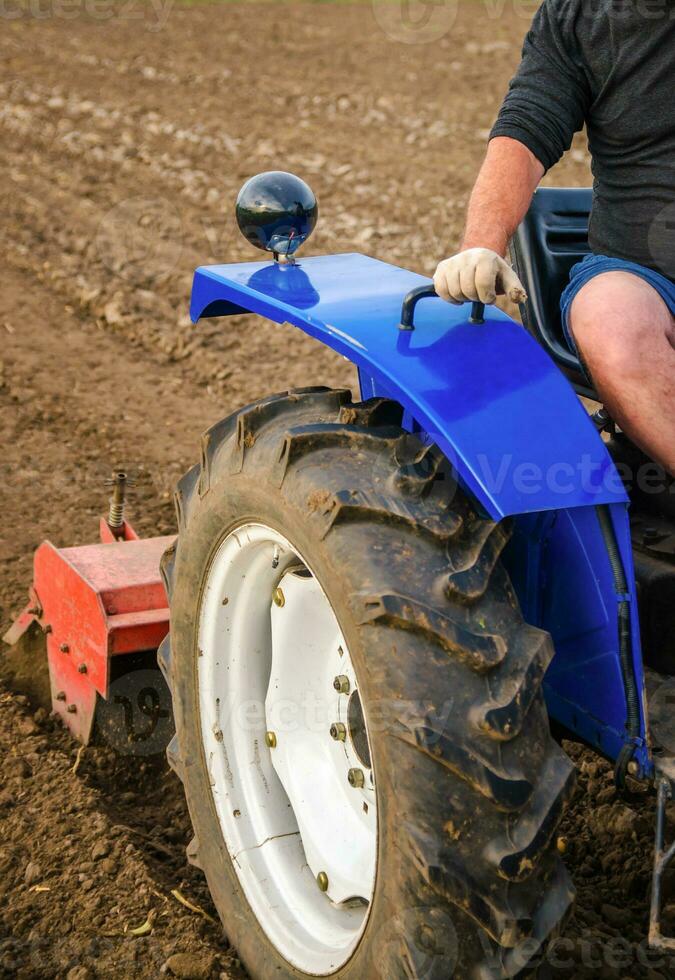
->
[490, 0, 675, 280]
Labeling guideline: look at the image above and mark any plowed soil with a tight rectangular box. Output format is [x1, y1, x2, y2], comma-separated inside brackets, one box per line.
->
[0, 3, 672, 978]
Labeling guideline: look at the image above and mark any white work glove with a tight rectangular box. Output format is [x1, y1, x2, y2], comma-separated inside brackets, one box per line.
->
[433, 248, 527, 306]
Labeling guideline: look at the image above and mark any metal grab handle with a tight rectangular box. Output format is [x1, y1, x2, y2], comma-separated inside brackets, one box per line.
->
[398, 284, 485, 331]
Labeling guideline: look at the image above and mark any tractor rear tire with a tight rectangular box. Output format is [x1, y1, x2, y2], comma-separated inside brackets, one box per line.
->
[160, 386, 575, 980]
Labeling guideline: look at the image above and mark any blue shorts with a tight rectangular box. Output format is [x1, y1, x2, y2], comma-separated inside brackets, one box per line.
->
[560, 253, 675, 356]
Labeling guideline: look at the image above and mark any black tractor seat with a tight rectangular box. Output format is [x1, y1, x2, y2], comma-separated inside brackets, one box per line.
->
[514, 188, 675, 522]
[511, 187, 595, 398]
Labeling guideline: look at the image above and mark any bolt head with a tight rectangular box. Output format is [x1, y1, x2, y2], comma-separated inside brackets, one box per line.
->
[59, 643, 70, 654]
[56, 691, 66, 702]
[272, 587, 285, 608]
[330, 722, 347, 742]
[265, 731, 277, 749]
[348, 768, 365, 788]
[333, 674, 350, 694]
[316, 871, 329, 892]
[417, 924, 436, 953]
[66, 704, 77, 714]
[77, 663, 87, 674]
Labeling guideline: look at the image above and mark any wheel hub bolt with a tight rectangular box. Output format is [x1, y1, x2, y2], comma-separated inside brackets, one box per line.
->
[333, 674, 350, 694]
[316, 871, 329, 892]
[330, 722, 347, 742]
[272, 587, 285, 608]
[265, 731, 277, 749]
[348, 767, 365, 788]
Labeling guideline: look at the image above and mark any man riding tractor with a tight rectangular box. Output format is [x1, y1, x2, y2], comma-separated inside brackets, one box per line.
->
[434, 0, 675, 477]
[6, 5, 675, 978]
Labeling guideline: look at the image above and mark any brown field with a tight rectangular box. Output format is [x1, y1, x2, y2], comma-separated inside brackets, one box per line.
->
[0, 3, 669, 978]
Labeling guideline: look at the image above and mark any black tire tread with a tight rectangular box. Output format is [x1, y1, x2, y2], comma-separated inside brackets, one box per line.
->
[354, 591, 508, 672]
[310, 488, 462, 544]
[473, 627, 556, 741]
[163, 390, 574, 980]
[485, 750, 576, 882]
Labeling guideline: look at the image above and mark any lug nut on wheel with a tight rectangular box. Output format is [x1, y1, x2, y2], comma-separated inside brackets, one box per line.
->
[330, 722, 347, 741]
[348, 767, 365, 788]
[316, 871, 329, 892]
[265, 731, 277, 749]
[272, 587, 285, 608]
[333, 674, 350, 694]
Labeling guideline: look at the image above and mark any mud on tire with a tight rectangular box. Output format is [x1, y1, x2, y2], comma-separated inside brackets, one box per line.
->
[160, 386, 575, 980]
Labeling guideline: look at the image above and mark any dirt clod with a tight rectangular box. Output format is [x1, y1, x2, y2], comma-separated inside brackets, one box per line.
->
[600, 904, 632, 928]
[66, 968, 94, 980]
[6, 755, 32, 779]
[162, 951, 218, 979]
[24, 862, 42, 886]
[91, 840, 111, 861]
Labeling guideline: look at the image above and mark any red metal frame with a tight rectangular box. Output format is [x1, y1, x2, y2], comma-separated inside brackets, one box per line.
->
[4, 520, 174, 742]
[98, 516, 140, 543]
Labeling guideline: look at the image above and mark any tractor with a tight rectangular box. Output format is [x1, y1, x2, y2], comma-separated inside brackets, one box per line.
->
[5, 171, 675, 978]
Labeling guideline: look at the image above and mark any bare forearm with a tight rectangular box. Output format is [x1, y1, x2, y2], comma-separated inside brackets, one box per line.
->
[460, 137, 544, 255]
[433, 137, 544, 304]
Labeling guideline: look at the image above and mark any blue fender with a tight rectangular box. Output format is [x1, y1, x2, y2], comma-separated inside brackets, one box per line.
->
[190, 251, 649, 774]
[190, 252, 627, 520]
[505, 503, 650, 776]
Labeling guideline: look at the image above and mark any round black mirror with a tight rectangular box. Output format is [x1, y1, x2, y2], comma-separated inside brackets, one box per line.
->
[235, 171, 318, 261]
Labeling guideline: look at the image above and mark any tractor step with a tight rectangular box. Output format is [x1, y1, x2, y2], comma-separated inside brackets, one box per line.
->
[645, 669, 675, 950]
[3, 524, 174, 743]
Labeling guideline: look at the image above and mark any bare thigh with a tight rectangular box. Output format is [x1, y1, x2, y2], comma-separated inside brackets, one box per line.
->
[568, 271, 675, 474]
[569, 271, 674, 375]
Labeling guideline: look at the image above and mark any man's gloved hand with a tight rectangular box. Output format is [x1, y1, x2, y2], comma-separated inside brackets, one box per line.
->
[433, 248, 527, 306]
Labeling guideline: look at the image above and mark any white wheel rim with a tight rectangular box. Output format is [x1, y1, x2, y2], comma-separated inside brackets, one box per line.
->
[197, 522, 377, 974]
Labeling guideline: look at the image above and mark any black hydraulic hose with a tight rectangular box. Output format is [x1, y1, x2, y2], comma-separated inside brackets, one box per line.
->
[595, 505, 641, 778]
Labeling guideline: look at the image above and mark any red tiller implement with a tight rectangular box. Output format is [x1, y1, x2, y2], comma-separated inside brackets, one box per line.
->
[3, 473, 174, 744]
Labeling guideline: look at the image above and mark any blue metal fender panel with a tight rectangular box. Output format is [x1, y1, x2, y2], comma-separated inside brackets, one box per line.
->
[190, 253, 626, 519]
[190, 251, 647, 773]
[506, 503, 650, 776]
